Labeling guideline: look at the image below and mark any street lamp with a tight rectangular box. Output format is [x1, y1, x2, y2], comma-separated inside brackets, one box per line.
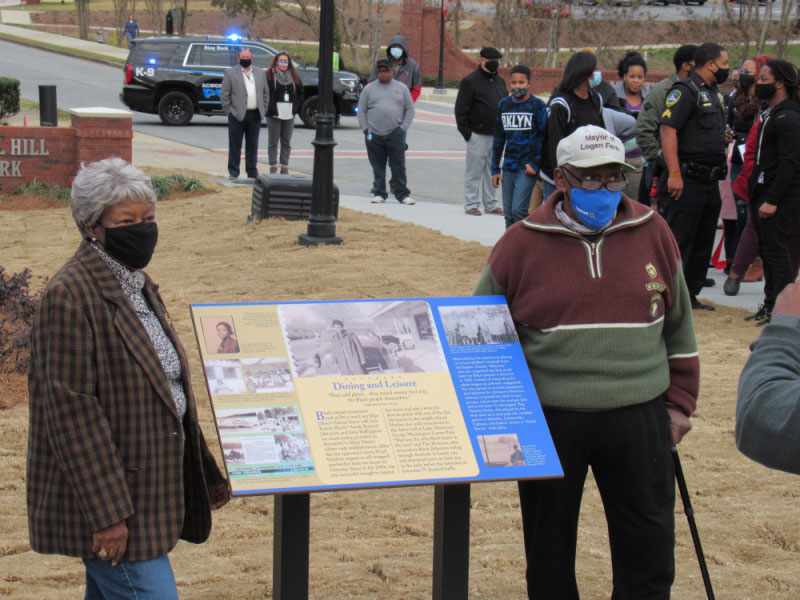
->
[436, 0, 448, 90]
[299, 0, 342, 246]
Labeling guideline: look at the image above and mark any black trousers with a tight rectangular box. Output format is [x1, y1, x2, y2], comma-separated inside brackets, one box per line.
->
[659, 177, 722, 297]
[228, 109, 262, 178]
[518, 398, 675, 600]
[751, 197, 800, 310]
[364, 127, 409, 201]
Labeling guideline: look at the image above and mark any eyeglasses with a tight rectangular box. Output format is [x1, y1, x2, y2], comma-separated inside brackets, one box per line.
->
[562, 167, 627, 192]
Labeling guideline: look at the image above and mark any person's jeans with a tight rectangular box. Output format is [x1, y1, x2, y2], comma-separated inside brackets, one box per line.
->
[228, 109, 262, 178]
[365, 127, 409, 201]
[502, 169, 537, 228]
[541, 179, 557, 202]
[267, 116, 294, 166]
[84, 556, 178, 600]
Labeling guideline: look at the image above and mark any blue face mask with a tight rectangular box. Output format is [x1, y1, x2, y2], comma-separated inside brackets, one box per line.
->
[390, 47, 403, 59]
[569, 188, 621, 229]
[590, 70, 602, 88]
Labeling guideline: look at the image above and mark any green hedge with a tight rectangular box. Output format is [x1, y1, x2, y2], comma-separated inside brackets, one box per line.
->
[0, 77, 20, 123]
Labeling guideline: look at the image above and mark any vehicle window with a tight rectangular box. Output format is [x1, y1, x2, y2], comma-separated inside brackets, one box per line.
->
[138, 42, 180, 63]
[242, 45, 275, 69]
[185, 43, 236, 67]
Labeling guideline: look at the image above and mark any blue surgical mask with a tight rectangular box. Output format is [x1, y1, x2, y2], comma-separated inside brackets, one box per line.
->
[390, 47, 403, 59]
[569, 188, 621, 229]
[590, 71, 602, 88]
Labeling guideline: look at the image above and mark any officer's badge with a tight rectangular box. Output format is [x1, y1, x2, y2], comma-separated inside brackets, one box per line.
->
[646, 263, 657, 279]
[666, 90, 681, 107]
[649, 294, 662, 318]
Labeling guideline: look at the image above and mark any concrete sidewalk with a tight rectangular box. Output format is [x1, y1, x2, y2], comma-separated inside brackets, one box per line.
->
[4, 23, 762, 313]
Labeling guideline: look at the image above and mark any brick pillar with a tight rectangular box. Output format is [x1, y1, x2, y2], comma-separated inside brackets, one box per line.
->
[71, 107, 133, 167]
[402, 0, 424, 63]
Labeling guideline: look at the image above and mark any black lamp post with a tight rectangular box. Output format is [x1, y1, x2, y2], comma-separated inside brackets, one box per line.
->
[436, 0, 446, 90]
[299, 0, 342, 246]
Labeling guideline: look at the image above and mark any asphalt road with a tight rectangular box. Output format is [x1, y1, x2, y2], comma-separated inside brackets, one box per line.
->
[1, 39, 470, 205]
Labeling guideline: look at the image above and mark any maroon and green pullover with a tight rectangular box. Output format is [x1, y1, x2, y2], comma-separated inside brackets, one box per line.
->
[474, 193, 699, 416]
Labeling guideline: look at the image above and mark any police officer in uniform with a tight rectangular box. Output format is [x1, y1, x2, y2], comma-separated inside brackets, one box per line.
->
[660, 42, 733, 311]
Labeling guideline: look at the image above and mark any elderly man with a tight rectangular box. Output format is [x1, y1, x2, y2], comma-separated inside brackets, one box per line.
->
[475, 125, 699, 599]
[358, 57, 415, 205]
[221, 48, 269, 180]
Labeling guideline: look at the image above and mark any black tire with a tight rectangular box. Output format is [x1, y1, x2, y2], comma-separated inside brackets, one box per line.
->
[300, 95, 318, 129]
[158, 91, 194, 126]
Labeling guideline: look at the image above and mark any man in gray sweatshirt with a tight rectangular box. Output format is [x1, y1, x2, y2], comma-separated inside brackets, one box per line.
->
[358, 57, 416, 205]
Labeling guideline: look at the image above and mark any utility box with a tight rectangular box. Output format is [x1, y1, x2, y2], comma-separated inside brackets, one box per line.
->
[249, 174, 340, 221]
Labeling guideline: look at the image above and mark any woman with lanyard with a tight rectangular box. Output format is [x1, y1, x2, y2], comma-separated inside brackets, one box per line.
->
[266, 52, 305, 174]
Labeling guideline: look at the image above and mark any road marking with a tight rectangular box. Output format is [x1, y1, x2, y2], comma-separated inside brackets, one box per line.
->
[213, 149, 466, 159]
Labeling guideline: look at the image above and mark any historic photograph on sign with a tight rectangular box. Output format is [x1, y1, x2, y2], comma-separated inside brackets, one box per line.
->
[200, 316, 241, 355]
[279, 300, 446, 377]
[204, 359, 246, 395]
[438, 304, 519, 346]
[477, 434, 526, 467]
[215, 405, 303, 434]
[241, 357, 294, 393]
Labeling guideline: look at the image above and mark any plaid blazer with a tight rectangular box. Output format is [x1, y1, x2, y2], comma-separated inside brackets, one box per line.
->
[27, 242, 227, 561]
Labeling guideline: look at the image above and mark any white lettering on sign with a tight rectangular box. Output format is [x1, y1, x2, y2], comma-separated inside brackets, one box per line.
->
[134, 67, 155, 77]
[2, 138, 50, 156]
[0, 161, 23, 177]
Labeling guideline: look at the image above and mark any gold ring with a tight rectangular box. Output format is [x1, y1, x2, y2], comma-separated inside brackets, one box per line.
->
[98, 548, 109, 559]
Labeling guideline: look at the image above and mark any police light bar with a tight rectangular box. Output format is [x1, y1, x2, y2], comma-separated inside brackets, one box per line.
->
[227, 33, 241, 42]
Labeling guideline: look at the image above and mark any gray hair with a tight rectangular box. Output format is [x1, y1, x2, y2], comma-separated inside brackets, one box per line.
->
[71, 158, 156, 235]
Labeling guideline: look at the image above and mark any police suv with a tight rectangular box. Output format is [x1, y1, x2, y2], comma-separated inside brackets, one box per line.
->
[121, 36, 361, 128]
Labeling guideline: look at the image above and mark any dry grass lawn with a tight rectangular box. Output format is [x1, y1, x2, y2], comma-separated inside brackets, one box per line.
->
[1, 177, 799, 599]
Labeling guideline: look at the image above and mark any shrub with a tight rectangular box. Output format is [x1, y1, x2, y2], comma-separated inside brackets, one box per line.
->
[0, 77, 21, 123]
[0, 267, 44, 375]
[11, 180, 71, 204]
[150, 173, 206, 200]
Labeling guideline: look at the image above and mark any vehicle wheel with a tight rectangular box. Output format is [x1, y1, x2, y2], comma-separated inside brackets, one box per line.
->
[158, 91, 194, 126]
[300, 95, 318, 129]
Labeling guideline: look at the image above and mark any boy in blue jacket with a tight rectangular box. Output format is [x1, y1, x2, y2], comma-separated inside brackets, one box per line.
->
[491, 65, 548, 228]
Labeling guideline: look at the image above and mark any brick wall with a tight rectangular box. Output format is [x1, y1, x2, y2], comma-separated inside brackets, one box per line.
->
[0, 108, 132, 193]
[401, 0, 671, 93]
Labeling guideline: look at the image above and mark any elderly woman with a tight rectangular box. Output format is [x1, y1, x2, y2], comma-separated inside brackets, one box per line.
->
[27, 158, 230, 599]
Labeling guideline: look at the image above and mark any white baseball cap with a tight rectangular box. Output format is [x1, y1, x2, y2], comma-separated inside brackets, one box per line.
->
[556, 125, 634, 171]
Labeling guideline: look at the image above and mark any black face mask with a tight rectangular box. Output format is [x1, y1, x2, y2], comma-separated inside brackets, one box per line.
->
[754, 82, 777, 101]
[739, 73, 755, 88]
[102, 221, 159, 270]
[713, 66, 729, 84]
[240, 58, 252, 68]
[484, 60, 499, 73]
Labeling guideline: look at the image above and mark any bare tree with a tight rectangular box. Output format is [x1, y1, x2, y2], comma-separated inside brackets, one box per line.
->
[774, 0, 798, 58]
[143, 0, 164, 35]
[211, 0, 276, 39]
[275, 0, 321, 38]
[75, 0, 89, 40]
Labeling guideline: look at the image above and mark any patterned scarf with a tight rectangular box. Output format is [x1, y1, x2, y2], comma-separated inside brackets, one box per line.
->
[275, 67, 294, 88]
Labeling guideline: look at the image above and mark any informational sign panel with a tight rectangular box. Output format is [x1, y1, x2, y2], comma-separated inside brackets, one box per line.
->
[190, 296, 562, 495]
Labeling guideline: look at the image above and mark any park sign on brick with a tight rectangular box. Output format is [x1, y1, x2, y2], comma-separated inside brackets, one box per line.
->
[0, 107, 132, 193]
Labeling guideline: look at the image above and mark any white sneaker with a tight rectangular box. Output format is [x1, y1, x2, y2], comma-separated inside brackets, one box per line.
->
[399, 197, 416, 205]
[372, 196, 386, 203]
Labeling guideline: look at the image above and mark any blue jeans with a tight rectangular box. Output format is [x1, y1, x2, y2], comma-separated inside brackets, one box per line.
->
[365, 127, 409, 201]
[502, 169, 537, 228]
[541, 179, 557, 202]
[84, 556, 178, 600]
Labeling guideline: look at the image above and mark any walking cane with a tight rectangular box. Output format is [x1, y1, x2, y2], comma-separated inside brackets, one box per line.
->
[671, 446, 715, 600]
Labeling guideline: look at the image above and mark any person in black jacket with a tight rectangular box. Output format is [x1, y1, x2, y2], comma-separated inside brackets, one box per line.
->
[747, 59, 800, 325]
[540, 51, 605, 201]
[455, 47, 507, 216]
[266, 52, 305, 174]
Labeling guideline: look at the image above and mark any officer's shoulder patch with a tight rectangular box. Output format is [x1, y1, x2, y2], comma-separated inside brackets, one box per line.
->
[666, 90, 681, 107]
[662, 108, 672, 119]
